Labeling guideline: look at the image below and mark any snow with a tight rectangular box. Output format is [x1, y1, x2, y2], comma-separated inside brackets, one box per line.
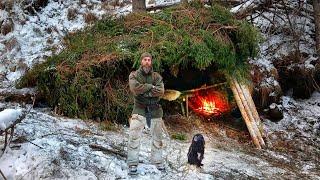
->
[230, 0, 256, 13]
[146, 0, 180, 8]
[0, 100, 318, 179]
[0, 109, 22, 131]
[264, 91, 320, 147]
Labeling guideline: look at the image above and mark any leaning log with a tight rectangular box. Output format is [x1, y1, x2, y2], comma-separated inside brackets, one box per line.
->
[240, 84, 265, 137]
[232, 79, 265, 147]
[230, 80, 261, 149]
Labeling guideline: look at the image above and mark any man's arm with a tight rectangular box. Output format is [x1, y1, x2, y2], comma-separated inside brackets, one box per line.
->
[129, 72, 153, 96]
[150, 73, 165, 97]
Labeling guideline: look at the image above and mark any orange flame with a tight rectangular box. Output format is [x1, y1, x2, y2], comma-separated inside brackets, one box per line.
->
[189, 89, 230, 116]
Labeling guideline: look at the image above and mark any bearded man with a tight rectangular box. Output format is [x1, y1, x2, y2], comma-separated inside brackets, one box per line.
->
[127, 52, 165, 175]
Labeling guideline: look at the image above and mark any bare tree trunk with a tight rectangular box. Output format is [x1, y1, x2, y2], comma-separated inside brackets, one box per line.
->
[132, 0, 146, 12]
[313, 0, 320, 55]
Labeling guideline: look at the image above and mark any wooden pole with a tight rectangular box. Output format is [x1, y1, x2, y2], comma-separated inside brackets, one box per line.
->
[180, 102, 185, 116]
[230, 81, 261, 149]
[186, 95, 189, 118]
[233, 79, 265, 147]
[240, 84, 265, 137]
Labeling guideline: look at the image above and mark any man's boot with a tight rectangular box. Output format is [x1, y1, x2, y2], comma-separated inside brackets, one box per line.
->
[128, 165, 138, 175]
[155, 163, 165, 172]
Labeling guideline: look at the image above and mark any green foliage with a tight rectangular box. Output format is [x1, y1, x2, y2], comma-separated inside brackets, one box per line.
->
[171, 132, 187, 141]
[210, 4, 235, 25]
[99, 121, 118, 131]
[19, 1, 260, 124]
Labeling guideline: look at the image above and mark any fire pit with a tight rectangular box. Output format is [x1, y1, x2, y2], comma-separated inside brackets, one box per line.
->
[188, 89, 230, 117]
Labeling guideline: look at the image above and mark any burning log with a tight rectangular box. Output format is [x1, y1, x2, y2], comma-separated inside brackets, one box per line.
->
[188, 89, 230, 117]
[232, 79, 265, 148]
[230, 80, 262, 149]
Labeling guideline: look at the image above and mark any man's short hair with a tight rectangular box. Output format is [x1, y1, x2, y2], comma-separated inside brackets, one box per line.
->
[140, 52, 152, 61]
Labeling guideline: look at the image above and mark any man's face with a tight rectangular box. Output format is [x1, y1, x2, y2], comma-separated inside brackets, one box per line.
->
[141, 56, 152, 68]
[141, 56, 152, 73]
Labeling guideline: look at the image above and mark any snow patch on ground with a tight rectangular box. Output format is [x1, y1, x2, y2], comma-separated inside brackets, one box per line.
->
[1, 104, 316, 179]
[0, 108, 23, 130]
[0, 99, 319, 179]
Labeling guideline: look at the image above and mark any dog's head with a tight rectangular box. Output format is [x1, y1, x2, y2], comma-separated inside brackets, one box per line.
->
[192, 133, 205, 147]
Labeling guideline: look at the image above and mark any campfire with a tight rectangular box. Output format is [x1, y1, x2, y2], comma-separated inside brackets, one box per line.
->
[188, 89, 230, 116]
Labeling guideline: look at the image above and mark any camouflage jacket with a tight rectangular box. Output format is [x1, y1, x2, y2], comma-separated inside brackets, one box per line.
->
[129, 66, 164, 118]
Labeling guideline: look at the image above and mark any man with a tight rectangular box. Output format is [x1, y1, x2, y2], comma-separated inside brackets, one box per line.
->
[127, 52, 165, 175]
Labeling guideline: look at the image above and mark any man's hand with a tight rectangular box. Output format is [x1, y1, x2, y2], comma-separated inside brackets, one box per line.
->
[143, 84, 155, 97]
[129, 72, 154, 95]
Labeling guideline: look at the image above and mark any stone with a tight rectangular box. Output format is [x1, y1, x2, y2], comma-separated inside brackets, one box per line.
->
[268, 103, 283, 121]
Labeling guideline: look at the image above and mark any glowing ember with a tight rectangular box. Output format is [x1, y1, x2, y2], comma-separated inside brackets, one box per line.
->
[196, 98, 216, 114]
[189, 89, 230, 116]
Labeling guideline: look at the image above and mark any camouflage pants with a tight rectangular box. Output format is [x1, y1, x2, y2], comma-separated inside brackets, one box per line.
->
[127, 114, 164, 166]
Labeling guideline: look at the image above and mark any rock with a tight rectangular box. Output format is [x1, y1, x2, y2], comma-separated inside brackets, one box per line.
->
[67, 8, 78, 21]
[291, 66, 315, 99]
[268, 103, 283, 121]
[274, 54, 317, 100]
[23, 0, 49, 15]
[1, 19, 14, 35]
[251, 64, 283, 109]
[5, 37, 19, 51]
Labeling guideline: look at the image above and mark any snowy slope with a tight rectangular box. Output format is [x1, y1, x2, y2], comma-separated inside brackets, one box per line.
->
[0, 0, 132, 88]
[0, 104, 318, 179]
[249, 2, 317, 93]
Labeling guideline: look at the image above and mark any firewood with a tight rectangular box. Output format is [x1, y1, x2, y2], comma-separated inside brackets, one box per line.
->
[233, 79, 265, 147]
[230, 81, 261, 149]
[240, 84, 265, 137]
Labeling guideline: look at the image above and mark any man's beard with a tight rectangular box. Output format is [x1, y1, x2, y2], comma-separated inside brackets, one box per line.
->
[142, 66, 151, 74]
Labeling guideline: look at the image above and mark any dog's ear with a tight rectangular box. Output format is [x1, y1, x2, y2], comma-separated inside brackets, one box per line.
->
[193, 134, 198, 142]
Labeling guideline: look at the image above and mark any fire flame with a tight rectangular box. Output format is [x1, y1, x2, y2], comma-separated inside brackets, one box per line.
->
[189, 89, 230, 116]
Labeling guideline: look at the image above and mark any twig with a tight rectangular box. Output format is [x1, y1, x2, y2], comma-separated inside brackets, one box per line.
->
[0, 169, 7, 180]
[24, 138, 44, 149]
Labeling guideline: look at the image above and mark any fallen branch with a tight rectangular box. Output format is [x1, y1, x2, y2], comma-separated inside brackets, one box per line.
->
[231, 0, 272, 19]
[89, 144, 127, 159]
[0, 88, 37, 104]
[0, 169, 7, 180]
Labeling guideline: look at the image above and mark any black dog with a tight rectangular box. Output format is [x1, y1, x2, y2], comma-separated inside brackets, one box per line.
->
[187, 133, 205, 167]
